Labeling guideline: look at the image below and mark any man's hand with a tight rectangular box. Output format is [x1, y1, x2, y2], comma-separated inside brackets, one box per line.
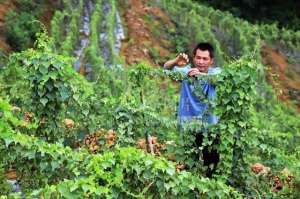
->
[188, 68, 207, 77]
[175, 53, 189, 67]
[163, 53, 189, 69]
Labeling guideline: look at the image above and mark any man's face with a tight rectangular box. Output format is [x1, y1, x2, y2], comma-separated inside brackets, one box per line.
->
[193, 49, 214, 73]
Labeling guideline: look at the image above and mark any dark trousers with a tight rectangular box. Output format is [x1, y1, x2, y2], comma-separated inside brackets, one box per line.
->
[195, 133, 220, 178]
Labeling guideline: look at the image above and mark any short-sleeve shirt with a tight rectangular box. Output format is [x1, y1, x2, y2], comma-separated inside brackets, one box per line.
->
[168, 65, 221, 126]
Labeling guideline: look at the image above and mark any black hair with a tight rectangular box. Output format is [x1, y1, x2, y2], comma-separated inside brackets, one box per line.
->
[192, 42, 214, 59]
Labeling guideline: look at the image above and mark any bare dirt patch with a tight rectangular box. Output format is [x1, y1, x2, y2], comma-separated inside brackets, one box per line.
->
[261, 45, 300, 111]
[120, 0, 173, 66]
[0, 0, 14, 53]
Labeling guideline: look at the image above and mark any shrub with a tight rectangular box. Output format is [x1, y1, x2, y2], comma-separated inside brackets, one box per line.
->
[5, 11, 41, 51]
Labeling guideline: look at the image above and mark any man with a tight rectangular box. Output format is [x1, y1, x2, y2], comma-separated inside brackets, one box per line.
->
[164, 42, 221, 177]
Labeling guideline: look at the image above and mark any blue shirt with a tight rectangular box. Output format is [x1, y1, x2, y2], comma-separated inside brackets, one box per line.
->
[168, 65, 221, 127]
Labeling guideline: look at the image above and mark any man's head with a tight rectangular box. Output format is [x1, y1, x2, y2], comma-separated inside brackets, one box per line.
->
[192, 42, 214, 73]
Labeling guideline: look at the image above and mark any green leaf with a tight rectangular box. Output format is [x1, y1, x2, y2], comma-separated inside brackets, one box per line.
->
[39, 66, 48, 75]
[82, 109, 89, 116]
[82, 184, 90, 193]
[4, 138, 13, 147]
[51, 161, 60, 171]
[60, 90, 69, 101]
[40, 98, 48, 106]
[166, 167, 175, 176]
[145, 159, 152, 166]
[73, 94, 79, 101]
[57, 183, 70, 196]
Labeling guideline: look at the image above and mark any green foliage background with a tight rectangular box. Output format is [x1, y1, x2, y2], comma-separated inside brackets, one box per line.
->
[196, 0, 300, 30]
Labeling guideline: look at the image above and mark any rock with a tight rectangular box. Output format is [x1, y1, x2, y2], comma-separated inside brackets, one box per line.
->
[5, 169, 17, 180]
[11, 106, 21, 112]
[24, 112, 33, 122]
[105, 129, 116, 147]
[64, 118, 74, 129]
[137, 138, 147, 151]
[272, 176, 283, 192]
[176, 163, 185, 172]
[251, 163, 270, 176]
[7, 179, 22, 193]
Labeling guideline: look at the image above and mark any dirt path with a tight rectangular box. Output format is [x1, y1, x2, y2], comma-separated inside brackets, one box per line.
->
[120, 0, 172, 66]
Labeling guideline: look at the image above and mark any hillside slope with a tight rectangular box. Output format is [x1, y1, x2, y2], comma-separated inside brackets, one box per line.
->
[0, 0, 14, 53]
[0, 0, 300, 198]
[262, 46, 300, 111]
[119, 0, 300, 111]
[119, 0, 172, 66]
[0, 0, 299, 111]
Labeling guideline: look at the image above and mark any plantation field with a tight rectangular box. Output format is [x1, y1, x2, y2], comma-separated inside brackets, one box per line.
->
[0, 0, 299, 198]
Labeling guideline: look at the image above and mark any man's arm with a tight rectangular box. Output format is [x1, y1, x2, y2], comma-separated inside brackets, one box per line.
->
[163, 53, 189, 70]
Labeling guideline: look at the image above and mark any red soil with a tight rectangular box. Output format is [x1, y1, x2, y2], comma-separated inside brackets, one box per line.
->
[120, 0, 172, 66]
[261, 45, 300, 111]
